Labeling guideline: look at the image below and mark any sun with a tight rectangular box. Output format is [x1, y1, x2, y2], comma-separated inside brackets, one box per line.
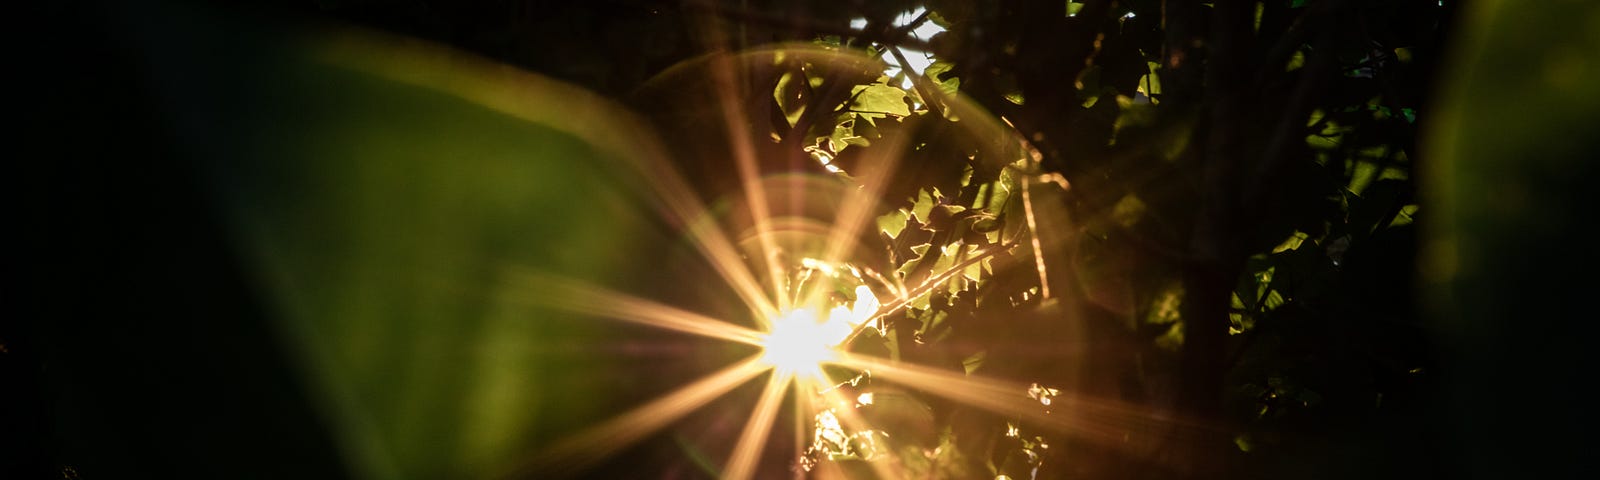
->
[758, 308, 839, 376]
[757, 285, 879, 379]
[502, 40, 1097, 479]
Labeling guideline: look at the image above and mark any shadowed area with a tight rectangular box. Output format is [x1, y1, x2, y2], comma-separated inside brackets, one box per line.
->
[12, 2, 761, 478]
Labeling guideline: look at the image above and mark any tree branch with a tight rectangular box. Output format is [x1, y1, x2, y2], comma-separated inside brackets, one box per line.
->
[682, 0, 933, 50]
[887, 45, 945, 118]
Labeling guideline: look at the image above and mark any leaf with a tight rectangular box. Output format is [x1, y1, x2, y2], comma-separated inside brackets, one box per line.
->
[1261, 290, 1286, 311]
[851, 82, 912, 117]
[1272, 231, 1309, 253]
[1155, 323, 1184, 351]
[774, 70, 808, 127]
[972, 217, 1000, 233]
[911, 188, 939, 224]
[1389, 204, 1419, 227]
[927, 204, 967, 231]
[175, 23, 676, 477]
[926, 61, 961, 95]
[879, 209, 910, 237]
[1111, 194, 1147, 228]
[1286, 50, 1306, 72]
[828, 116, 870, 152]
[1137, 61, 1162, 97]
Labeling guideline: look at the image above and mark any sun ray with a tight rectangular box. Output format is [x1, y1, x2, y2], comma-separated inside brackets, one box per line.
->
[836, 353, 1189, 451]
[802, 128, 914, 310]
[695, 10, 791, 316]
[813, 374, 902, 480]
[318, 30, 1197, 479]
[315, 30, 777, 319]
[1020, 175, 1054, 299]
[515, 356, 769, 476]
[723, 370, 793, 480]
[840, 241, 1019, 346]
[792, 371, 814, 476]
[501, 271, 764, 346]
[680, 208, 784, 319]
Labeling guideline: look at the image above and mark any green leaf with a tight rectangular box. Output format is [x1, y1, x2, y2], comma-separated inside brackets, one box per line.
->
[1390, 204, 1420, 227]
[926, 61, 961, 95]
[878, 209, 910, 238]
[1286, 50, 1306, 72]
[1262, 289, 1285, 311]
[774, 70, 807, 127]
[851, 82, 912, 117]
[1272, 231, 1309, 253]
[911, 188, 939, 224]
[1137, 61, 1162, 97]
[1254, 2, 1265, 32]
[1235, 434, 1254, 453]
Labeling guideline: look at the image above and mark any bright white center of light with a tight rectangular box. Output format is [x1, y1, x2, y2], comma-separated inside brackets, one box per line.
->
[760, 308, 837, 375]
[758, 286, 879, 375]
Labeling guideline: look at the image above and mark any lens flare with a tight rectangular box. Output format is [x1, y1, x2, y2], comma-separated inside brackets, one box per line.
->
[758, 286, 877, 377]
[303, 36, 1130, 477]
[759, 308, 836, 375]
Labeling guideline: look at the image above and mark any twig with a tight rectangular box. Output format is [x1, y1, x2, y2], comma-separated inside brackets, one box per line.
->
[886, 46, 946, 118]
[843, 240, 1021, 346]
[682, 0, 933, 51]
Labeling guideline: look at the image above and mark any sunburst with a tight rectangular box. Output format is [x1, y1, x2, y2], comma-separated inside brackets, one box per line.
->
[498, 43, 1081, 478]
[313, 22, 1181, 479]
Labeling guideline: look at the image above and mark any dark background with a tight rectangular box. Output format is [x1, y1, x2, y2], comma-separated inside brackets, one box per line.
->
[6, 3, 350, 477]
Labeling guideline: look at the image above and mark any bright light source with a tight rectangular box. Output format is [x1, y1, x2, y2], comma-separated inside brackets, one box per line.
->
[760, 308, 836, 375]
[757, 287, 879, 375]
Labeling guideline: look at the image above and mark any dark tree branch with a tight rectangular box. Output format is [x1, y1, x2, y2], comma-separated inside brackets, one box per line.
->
[887, 45, 945, 118]
[682, 0, 933, 50]
[1173, 0, 1258, 477]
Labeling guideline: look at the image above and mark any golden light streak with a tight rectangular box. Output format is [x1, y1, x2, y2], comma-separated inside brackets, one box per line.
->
[842, 242, 1017, 346]
[837, 353, 1185, 450]
[812, 375, 901, 480]
[317, 30, 1133, 478]
[682, 210, 784, 320]
[791, 376, 811, 477]
[805, 129, 914, 309]
[1020, 177, 1053, 299]
[723, 370, 793, 480]
[316, 28, 779, 320]
[699, 15, 790, 315]
[502, 271, 764, 346]
[517, 356, 769, 476]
